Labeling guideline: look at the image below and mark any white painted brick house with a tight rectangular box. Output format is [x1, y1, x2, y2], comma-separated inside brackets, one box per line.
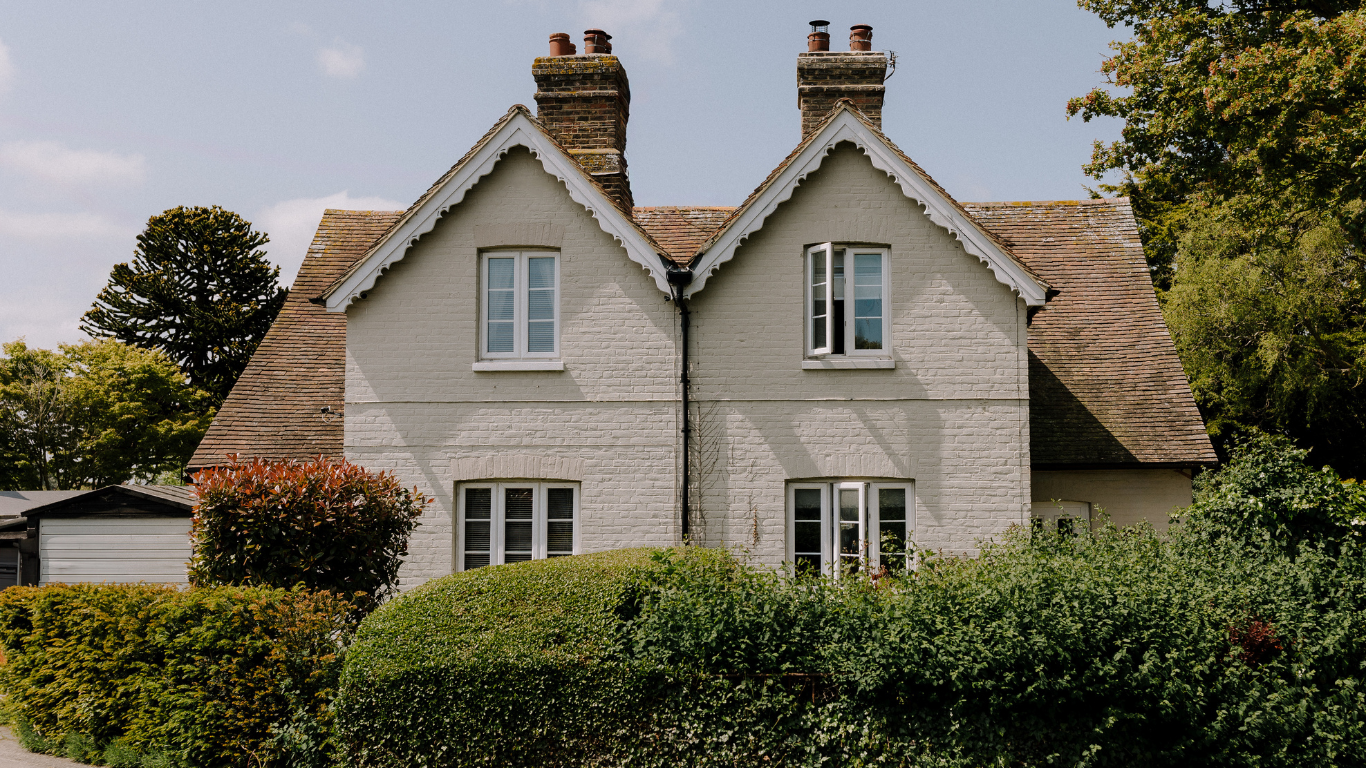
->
[190, 27, 1216, 587]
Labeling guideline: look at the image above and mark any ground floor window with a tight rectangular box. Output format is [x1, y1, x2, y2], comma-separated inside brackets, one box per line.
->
[787, 480, 914, 576]
[457, 482, 579, 570]
[1031, 500, 1091, 535]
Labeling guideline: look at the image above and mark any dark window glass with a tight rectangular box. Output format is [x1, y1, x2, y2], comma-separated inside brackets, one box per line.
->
[465, 488, 491, 519]
[504, 487, 534, 562]
[548, 488, 574, 519]
[464, 487, 493, 570]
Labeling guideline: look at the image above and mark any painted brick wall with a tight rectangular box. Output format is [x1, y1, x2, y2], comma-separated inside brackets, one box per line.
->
[345, 140, 1034, 587]
[345, 146, 681, 587]
[687, 142, 1032, 561]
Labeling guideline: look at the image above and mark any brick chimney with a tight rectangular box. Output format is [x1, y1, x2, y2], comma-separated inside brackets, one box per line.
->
[533, 30, 633, 210]
[797, 23, 887, 138]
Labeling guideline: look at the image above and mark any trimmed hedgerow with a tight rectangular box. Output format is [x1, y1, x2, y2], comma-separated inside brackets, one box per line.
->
[337, 529, 1366, 767]
[334, 548, 700, 766]
[0, 583, 354, 767]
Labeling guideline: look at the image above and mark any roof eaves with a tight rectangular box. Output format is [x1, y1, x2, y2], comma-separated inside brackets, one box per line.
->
[686, 100, 1049, 304]
[317, 106, 672, 307]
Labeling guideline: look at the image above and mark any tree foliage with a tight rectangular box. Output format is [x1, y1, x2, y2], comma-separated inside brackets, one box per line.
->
[188, 457, 429, 612]
[1163, 207, 1366, 474]
[0, 339, 213, 490]
[1181, 431, 1366, 545]
[82, 205, 287, 407]
[1069, 1, 1366, 285]
[1073, 1, 1366, 474]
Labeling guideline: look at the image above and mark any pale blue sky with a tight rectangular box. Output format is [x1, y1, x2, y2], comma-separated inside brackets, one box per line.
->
[0, 1, 1127, 348]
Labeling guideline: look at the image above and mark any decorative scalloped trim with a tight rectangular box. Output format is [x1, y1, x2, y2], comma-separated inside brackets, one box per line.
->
[324, 115, 671, 311]
[685, 113, 1047, 306]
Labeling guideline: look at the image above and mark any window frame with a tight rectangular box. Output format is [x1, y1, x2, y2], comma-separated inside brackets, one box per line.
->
[479, 250, 561, 361]
[786, 480, 915, 576]
[456, 481, 581, 571]
[805, 243, 891, 359]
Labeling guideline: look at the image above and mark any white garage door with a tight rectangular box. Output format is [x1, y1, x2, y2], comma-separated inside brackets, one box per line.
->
[40, 518, 192, 585]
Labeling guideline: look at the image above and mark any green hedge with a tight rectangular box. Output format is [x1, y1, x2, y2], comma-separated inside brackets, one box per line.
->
[336, 534, 1366, 767]
[334, 548, 688, 766]
[0, 584, 354, 767]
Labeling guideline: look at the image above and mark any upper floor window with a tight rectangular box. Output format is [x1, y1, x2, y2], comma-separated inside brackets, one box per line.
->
[806, 244, 889, 358]
[787, 480, 913, 576]
[481, 250, 559, 359]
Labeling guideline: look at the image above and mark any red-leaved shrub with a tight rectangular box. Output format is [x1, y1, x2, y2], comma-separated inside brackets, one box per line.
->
[189, 457, 428, 610]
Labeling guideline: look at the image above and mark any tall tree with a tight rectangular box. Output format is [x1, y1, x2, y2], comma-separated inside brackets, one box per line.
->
[82, 206, 287, 406]
[1072, 1, 1366, 476]
[0, 339, 213, 490]
[0, 341, 73, 490]
[1164, 205, 1366, 477]
[1068, 1, 1366, 287]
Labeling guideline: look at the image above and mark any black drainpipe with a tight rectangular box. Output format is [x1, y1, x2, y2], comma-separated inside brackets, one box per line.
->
[666, 266, 694, 541]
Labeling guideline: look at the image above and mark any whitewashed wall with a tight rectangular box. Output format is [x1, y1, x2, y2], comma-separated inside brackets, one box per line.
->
[686, 143, 1032, 562]
[344, 147, 682, 588]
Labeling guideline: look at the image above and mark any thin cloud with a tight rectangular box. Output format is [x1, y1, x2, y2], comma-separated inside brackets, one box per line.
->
[0, 39, 13, 93]
[257, 192, 404, 284]
[0, 141, 146, 187]
[0, 210, 136, 241]
[317, 39, 365, 78]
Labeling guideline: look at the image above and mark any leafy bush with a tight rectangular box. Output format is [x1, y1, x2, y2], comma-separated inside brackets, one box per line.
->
[338, 528, 1366, 767]
[189, 457, 428, 610]
[1182, 431, 1366, 547]
[0, 584, 355, 767]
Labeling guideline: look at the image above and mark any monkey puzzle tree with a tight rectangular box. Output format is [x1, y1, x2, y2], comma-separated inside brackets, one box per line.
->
[82, 205, 287, 407]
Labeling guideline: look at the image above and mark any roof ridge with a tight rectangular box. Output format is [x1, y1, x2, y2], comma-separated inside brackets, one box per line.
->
[964, 198, 1131, 208]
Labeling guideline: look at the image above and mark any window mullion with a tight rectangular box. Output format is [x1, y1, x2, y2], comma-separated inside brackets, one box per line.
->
[824, 245, 835, 356]
[862, 482, 870, 569]
[516, 252, 527, 356]
[823, 483, 834, 577]
[844, 254, 856, 355]
[492, 483, 504, 566]
[533, 483, 546, 560]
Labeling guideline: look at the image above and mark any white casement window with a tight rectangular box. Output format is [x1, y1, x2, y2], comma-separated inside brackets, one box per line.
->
[806, 244, 890, 357]
[456, 482, 579, 570]
[787, 480, 914, 576]
[480, 251, 560, 360]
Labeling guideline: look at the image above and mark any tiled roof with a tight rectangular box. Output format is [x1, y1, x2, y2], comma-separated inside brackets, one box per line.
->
[633, 207, 736, 264]
[187, 209, 403, 472]
[964, 199, 1217, 467]
[189, 200, 1213, 469]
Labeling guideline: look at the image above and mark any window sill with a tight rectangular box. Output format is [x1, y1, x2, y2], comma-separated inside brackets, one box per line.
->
[802, 358, 895, 370]
[473, 360, 565, 372]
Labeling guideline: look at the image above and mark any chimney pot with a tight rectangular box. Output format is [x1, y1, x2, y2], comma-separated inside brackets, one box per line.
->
[533, 44, 633, 210]
[807, 19, 831, 52]
[584, 28, 612, 54]
[548, 32, 576, 56]
[850, 24, 873, 51]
